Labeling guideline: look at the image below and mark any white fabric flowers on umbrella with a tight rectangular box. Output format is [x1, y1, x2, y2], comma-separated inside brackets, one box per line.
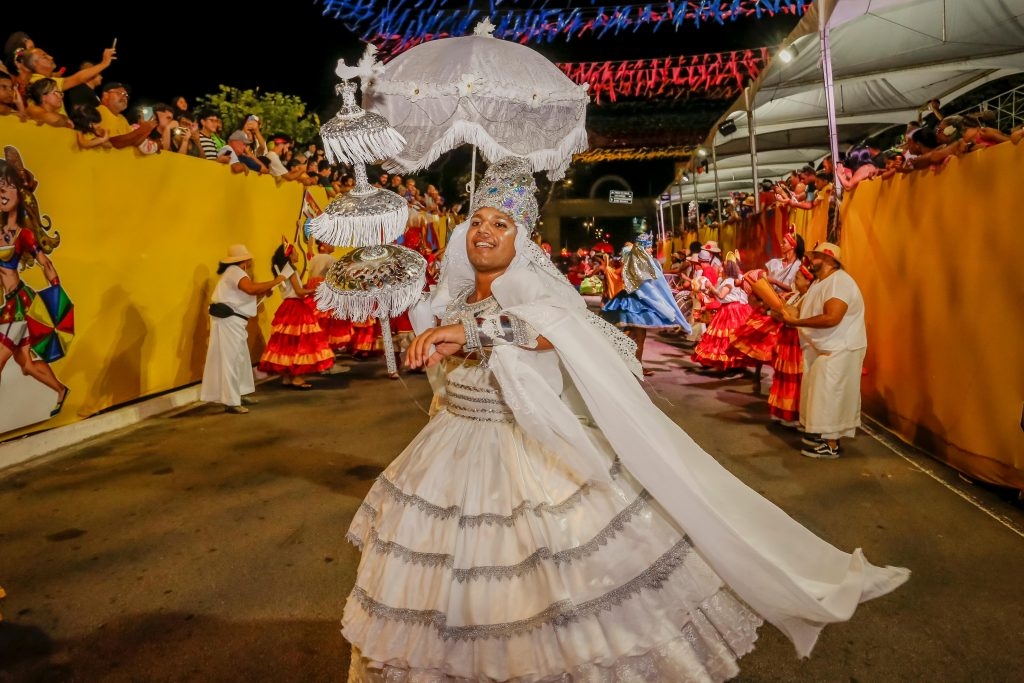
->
[363, 23, 589, 180]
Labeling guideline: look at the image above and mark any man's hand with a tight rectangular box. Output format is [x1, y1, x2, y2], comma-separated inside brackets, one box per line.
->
[781, 305, 800, 326]
[405, 324, 467, 369]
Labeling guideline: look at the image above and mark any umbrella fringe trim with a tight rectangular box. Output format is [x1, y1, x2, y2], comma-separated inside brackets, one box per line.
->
[309, 209, 408, 248]
[382, 120, 588, 181]
[314, 277, 426, 323]
[324, 128, 407, 166]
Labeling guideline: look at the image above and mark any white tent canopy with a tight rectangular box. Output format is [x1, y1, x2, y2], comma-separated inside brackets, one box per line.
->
[667, 0, 1024, 202]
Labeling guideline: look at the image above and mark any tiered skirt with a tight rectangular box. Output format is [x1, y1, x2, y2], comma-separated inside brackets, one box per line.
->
[344, 365, 762, 682]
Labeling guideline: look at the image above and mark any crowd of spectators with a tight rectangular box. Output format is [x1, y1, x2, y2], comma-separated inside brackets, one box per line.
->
[686, 97, 1024, 233]
[0, 30, 464, 232]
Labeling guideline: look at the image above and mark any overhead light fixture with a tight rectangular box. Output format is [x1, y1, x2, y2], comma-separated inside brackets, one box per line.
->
[696, 148, 708, 158]
[718, 119, 738, 136]
[778, 43, 799, 64]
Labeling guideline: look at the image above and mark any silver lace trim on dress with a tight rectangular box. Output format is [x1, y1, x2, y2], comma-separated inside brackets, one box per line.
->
[350, 537, 695, 641]
[368, 459, 623, 528]
[353, 492, 655, 582]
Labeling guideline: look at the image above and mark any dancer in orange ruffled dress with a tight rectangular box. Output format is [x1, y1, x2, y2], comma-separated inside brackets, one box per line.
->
[257, 241, 334, 389]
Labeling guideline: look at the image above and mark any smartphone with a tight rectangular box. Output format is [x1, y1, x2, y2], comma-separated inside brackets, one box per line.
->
[141, 106, 154, 121]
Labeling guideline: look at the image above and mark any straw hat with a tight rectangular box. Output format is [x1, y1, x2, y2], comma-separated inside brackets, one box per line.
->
[221, 244, 254, 264]
[808, 242, 842, 266]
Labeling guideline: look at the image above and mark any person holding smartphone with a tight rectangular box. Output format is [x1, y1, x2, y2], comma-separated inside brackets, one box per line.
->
[241, 113, 267, 156]
[95, 81, 157, 149]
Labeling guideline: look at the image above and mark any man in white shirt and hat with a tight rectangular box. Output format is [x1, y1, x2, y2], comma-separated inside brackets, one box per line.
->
[781, 242, 866, 459]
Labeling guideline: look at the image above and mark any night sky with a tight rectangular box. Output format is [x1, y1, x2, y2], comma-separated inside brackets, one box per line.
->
[6, 2, 800, 117]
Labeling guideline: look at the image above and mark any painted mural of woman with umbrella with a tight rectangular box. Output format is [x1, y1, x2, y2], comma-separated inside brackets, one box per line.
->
[0, 147, 70, 417]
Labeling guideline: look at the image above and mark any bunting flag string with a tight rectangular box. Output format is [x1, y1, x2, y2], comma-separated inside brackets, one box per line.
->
[557, 48, 768, 104]
[321, 1, 811, 58]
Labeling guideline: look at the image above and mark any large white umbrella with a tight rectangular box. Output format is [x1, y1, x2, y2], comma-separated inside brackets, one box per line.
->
[363, 21, 590, 181]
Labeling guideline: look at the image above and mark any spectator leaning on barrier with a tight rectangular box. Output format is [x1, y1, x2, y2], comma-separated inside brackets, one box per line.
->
[781, 242, 866, 460]
[217, 130, 254, 174]
[197, 108, 225, 160]
[25, 77, 71, 128]
[97, 81, 156, 149]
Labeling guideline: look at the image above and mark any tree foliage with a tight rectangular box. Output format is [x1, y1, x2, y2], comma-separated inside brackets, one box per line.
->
[195, 85, 321, 144]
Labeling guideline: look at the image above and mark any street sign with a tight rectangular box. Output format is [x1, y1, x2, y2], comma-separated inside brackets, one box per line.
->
[609, 190, 633, 204]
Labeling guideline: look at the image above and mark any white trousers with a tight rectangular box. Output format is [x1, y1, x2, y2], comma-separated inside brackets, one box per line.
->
[800, 345, 865, 440]
[200, 316, 255, 407]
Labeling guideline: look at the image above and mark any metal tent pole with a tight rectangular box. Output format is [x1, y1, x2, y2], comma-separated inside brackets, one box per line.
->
[745, 86, 761, 214]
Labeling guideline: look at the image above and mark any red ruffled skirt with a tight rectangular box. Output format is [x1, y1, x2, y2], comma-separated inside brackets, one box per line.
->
[257, 298, 335, 376]
[351, 319, 384, 356]
[729, 308, 782, 363]
[692, 301, 753, 369]
[307, 277, 353, 352]
[768, 325, 803, 421]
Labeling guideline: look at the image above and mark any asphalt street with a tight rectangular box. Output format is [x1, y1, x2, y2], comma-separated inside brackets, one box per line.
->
[1, 337, 1022, 682]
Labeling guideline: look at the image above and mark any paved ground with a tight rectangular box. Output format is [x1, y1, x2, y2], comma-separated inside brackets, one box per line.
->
[1, 336, 1022, 683]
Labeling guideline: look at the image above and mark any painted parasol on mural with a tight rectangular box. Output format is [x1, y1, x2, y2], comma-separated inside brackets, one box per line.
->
[26, 285, 74, 363]
[363, 19, 589, 181]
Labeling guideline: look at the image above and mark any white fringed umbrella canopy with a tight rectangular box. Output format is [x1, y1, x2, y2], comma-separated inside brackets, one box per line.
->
[316, 244, 427, 323]
[363, 24, 589, 181]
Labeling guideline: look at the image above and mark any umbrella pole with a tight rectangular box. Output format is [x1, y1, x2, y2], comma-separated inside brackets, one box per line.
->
[469, 145, 477, 207]
[382, 323, 398, 376]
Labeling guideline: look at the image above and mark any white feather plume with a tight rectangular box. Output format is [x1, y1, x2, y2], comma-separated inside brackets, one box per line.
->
[336, 43, 385, 84]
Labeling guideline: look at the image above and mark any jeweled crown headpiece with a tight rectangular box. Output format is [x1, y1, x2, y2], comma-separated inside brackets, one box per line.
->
[635, 232, 654, 251]
[469, 156, 539, 231]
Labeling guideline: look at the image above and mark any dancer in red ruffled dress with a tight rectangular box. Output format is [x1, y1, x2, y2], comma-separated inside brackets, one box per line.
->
[257, 242, 334, 389]
[729, 233, 804, 390]
[306, 241, 353, 354]
[768, 265, 814, 427]
[692, 254, 752, 371]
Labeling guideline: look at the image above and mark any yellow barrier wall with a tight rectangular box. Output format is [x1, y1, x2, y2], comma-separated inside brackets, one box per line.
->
[1, 118, 330, 441]
[5, 119, 1022, 488]
[840, 142, 1024, 489]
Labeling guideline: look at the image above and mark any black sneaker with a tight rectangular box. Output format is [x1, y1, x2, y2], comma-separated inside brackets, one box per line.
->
[800, 435, 823, 447]
[801, 441, 841, 459]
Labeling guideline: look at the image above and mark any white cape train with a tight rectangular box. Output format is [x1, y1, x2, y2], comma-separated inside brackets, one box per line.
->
[482, 265, 907, 659]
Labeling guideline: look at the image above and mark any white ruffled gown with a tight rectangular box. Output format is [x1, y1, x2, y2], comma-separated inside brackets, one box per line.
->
[343, 297, 763, 682]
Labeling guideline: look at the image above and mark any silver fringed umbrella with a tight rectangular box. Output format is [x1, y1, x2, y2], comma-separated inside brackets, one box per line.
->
[320, 81, 406, 167]
[308, 168, 409, 248]
[309, 69, 411, 248]
[316, 244, 427, 376]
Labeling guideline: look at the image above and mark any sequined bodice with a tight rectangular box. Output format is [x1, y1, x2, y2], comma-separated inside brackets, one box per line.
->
[440, 289, 514, 423]
[440, 289, 502, 325]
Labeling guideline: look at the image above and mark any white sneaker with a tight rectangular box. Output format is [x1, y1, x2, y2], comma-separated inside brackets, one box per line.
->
[800, 441, 840, 459]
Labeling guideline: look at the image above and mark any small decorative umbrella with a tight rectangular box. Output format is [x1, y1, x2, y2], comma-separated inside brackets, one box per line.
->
[309, 78, 410, 248]
[363, 19, 589, 182]
[25, 285, 74, 363]
[316, 244, 427, 376]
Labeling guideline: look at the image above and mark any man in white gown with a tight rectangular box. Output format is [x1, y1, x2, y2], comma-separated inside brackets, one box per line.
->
[342, 158, 909, 682]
